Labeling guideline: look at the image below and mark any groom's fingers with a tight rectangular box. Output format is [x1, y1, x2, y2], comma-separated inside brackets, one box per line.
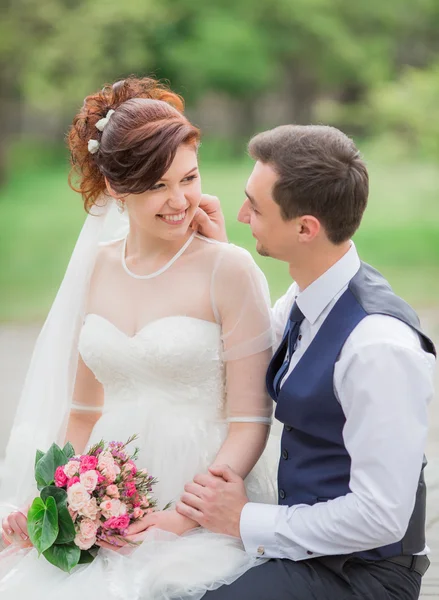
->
[208, 464, 240, 483]
[184, 482, 208, 497]
[193, 472, 220, 487]
[180, 492, 204, 512]
[176, 501, 204, 525]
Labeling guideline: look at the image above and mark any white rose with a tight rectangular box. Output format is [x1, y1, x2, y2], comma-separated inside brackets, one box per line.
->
[79, 470, 99, 493]
[79, 518, 98, 540]
[64, 460, 81, 479]
[100, 498, 124, 519]
[79, 497, 99, 520]
[74, 533, 96, 550]
[67, 482, 90, 512]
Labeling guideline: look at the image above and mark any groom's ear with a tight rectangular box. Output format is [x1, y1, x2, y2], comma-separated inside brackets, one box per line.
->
[297, 215, 321, 242]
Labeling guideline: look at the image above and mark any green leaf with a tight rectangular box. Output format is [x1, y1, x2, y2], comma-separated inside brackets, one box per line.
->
[56, 505, 76, 544]
[27, 496, 59, 554]
[35, 449, 45, 468]
[39, 486, 76, 544]
[35, 443, 68, 490]
[63, 442, 76, 459]
[40, 485, 68, 507]
[78, 550, 95, 564]
[43, 542, 81, 573]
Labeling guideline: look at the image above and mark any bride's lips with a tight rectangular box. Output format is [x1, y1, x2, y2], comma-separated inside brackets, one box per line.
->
[157, 209, 188, 226]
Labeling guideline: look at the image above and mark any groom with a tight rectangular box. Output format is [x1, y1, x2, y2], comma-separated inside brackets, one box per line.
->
[176, 125, 436, 599]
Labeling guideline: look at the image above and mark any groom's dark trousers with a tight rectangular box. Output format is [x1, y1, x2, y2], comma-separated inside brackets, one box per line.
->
[204, 554, 426, 599]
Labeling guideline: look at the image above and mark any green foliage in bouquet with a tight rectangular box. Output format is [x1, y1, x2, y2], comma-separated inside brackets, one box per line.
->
[28, 442, 86, 572]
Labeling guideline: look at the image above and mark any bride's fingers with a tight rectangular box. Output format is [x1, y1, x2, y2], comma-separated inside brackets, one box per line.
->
[5, 513, 28, 541]
[126, 514, 156, 536]
[96, 540, 120, 551]
[2, 518, 13, 537]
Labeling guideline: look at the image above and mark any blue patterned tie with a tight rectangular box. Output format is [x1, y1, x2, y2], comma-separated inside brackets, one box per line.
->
[273, 302, 305, 395]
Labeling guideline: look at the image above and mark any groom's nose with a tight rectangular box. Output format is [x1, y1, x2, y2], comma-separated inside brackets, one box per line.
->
[238, 200, 251, 224]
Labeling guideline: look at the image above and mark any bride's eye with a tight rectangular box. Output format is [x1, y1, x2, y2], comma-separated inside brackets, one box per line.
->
[150, 183, 165, 191]
[182, 175, 198, 183]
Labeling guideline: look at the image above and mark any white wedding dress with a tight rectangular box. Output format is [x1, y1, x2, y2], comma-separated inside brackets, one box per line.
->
[0, 232, 278, 600]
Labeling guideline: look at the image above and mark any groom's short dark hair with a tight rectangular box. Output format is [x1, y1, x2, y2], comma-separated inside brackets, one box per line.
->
[248, 125, 369, 244]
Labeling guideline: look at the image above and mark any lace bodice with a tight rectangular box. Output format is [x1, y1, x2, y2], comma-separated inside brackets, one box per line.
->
[79, 314, 225, 418]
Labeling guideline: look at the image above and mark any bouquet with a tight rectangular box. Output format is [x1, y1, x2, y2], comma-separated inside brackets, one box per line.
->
[27, 435, 157, 572]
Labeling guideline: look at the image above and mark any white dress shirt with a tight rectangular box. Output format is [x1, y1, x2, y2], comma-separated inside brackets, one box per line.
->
[240, 242, 436, 560]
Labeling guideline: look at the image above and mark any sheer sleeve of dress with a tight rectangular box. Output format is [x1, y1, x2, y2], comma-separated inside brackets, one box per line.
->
[211, 244, 274, 425]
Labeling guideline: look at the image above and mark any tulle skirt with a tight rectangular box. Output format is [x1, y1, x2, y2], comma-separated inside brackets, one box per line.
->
[0, 400, 279, 599]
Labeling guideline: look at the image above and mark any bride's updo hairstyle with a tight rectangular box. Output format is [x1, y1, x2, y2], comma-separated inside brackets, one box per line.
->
[67, 77, 201, 212]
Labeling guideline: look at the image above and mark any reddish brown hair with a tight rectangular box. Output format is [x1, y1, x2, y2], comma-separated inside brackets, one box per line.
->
[249, 125, 369, 244]
[67, 77, 200, 212]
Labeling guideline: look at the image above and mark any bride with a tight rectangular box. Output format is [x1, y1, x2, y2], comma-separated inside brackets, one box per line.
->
[0, 77, 277, 599]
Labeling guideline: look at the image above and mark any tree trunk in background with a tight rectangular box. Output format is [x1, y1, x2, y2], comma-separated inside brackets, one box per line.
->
[0, 66, 22, 188]
[232, 97, 259, 155]
[282, 64, 318, 125]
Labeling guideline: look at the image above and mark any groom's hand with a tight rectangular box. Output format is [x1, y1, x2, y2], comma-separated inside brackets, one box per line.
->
[190, 194, 228, 243]
[177, 464, 249, 538]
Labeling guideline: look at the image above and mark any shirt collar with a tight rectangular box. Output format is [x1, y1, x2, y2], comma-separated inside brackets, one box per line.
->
[295, 242, 360, 325]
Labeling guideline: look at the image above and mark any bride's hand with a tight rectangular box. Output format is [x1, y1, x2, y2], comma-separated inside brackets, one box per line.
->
[190, 194, 228, 243]
[126, 509, 199, 538]
[96, 510, 199, 553]
[2, 509, 31, 547]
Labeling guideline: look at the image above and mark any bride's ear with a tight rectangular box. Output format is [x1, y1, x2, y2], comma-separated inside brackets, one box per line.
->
[104, 177, 118, 199]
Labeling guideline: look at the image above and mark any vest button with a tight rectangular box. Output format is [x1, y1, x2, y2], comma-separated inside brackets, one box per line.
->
[307, 551, 313, 555]
[279, 489, 286, 499]
[285, 425, 292, 431]
[282, 449, 288, 460]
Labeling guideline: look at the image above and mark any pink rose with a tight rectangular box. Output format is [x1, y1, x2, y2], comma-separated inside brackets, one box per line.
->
[67, 482, 90, 512]
[74, 533, 96, 550]
[79, 497, 99, 520]
[133, 507, 143, 519]
[79, 455, 98, 474]
[106, 484, 120, 498]
[125, 482, 137, 497]
[104, 467, 118, 483]
[103, 514, 130, 531]
[67, 476, 80, 488]
[54, 466, 68, 487]
[98, 452, 120, 482]
[79, 518, 98, 540]
[124, 460, 137, 474]
[68, 506, 78, 521]
[79, 470, 99, 493]
[64, 460, 81, 479]
[100, 498, 127, 519]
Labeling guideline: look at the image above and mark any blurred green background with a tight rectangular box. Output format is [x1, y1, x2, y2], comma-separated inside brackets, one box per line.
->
[1, 0, 438, 322]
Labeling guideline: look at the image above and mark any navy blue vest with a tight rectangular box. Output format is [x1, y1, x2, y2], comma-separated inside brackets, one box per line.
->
[266, 262, 436, 560]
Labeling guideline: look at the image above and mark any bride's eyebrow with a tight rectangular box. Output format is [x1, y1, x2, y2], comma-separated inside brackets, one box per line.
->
[160, 166, 198, 182]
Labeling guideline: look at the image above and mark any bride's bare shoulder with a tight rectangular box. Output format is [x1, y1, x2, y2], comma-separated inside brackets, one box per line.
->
[94, 238, 124, 271]
[195, 235, 256, 268]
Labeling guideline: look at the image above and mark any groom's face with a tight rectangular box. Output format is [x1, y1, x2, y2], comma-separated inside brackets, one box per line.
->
[238, 161, 298, 261]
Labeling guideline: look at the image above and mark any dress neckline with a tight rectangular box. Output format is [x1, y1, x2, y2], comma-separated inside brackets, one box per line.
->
[121, 231, 196, 280]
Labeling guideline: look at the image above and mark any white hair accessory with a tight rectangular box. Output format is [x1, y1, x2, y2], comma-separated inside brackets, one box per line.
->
[95, 109, 116, 132]
[88, 139, 100, 154]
